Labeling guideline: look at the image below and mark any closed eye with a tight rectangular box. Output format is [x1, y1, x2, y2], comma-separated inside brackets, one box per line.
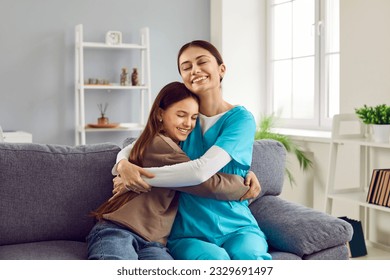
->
[181, 63, 192, 71]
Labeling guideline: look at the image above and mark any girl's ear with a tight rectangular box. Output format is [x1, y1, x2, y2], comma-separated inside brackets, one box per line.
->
[157, 108, 164, 122]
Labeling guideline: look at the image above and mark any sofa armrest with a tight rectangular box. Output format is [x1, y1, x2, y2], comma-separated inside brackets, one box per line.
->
[249, 195, 353, 257]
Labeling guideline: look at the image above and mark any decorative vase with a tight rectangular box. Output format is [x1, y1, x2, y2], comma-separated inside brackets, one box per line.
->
[131, 68, 139, 86]
[120, 67, 129, 86]
[98, 114, 109, 125]
[372, 124, 390, 143]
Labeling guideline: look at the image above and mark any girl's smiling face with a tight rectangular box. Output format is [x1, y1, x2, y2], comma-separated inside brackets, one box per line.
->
[159, 96, 199, 143]
[178, 46, 225, 97]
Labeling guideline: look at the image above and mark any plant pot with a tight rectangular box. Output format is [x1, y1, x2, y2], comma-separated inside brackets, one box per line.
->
[372, 124, 390, 143]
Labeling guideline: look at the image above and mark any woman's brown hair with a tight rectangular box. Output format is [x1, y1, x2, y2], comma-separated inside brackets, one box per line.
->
[91, 81, 199, 220]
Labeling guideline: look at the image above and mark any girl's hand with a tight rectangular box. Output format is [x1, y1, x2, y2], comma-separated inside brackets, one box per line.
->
[116, 159, 154, 193]
[110, 176, 130, 201]
[240, 171, 261, 202]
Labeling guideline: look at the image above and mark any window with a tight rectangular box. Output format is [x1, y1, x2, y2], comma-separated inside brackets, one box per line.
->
[267, 0, 339, 130]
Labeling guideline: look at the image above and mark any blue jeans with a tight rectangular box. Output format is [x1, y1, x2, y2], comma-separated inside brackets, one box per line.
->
[86, 221, 173, 260]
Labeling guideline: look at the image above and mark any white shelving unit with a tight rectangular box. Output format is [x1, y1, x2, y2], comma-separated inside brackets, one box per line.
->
[325, 114, 390, 256]
[75, 24, 151, 145]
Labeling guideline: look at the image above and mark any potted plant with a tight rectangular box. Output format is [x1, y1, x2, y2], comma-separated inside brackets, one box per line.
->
[254, 114, 312, 186]
[355, 104, 390, 142]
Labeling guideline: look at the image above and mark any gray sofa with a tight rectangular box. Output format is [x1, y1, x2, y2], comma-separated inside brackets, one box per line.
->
[0, 139, 353, 260]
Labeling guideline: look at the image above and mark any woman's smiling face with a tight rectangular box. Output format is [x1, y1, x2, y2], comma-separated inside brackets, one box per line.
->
[178, 46, 225, 97]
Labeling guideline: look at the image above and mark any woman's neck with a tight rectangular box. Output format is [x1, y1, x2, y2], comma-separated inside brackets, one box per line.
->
[198, 89, 233, 117]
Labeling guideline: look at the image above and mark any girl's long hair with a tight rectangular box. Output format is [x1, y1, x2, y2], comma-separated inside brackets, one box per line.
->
[91, 82, 199, 220]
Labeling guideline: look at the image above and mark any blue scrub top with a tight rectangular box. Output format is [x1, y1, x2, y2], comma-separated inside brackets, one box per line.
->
[169, 106, 260, 241]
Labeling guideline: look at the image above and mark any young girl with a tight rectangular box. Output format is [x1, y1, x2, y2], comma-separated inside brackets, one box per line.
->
[86, 82, 251, 260]
[113, 41, 271, 260]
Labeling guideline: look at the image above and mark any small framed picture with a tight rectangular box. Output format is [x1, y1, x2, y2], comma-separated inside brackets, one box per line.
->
[105, 31, 122, 45]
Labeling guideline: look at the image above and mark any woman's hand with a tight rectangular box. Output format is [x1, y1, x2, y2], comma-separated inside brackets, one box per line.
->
[240, 171, 261, 202]
[116, 159, 154, 193]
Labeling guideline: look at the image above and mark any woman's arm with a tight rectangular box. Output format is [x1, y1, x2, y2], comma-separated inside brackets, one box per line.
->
[113, 143, 231, 188]
[143, 145, 231, 187]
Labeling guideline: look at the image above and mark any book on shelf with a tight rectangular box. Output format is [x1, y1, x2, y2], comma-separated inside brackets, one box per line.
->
[382, 174, 390, 207]
[366, 169, 379, 203]
[366, 168, 390, 207]
[378, 171, 390, 205]
[373, 169, 385, 204]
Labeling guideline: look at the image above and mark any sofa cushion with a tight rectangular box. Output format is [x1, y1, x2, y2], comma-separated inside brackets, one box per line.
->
[0, 142, 120, 246]
[122, 137, 136, 148]
[0, 240, 87, 260]
[303, 244, 349, 260]
[269, 250, 302, 260]
[250, 195, 353, 257]
[250, 140, 286, 197]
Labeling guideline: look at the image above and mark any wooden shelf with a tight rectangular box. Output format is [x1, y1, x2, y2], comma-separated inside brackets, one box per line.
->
[81, 123, 144, 132]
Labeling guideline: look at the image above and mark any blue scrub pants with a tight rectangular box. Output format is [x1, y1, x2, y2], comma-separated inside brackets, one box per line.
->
[86, 221, 173, 260]
[168, 229, 272, 260]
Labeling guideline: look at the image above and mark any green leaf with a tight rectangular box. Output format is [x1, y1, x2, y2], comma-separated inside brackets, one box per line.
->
[255, 114, 313, 187]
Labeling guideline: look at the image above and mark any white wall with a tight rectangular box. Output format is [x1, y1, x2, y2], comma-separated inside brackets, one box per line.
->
[340, 0, 390, 113]
[0, 0, 210, 145]
[210, 0, 266, 123]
